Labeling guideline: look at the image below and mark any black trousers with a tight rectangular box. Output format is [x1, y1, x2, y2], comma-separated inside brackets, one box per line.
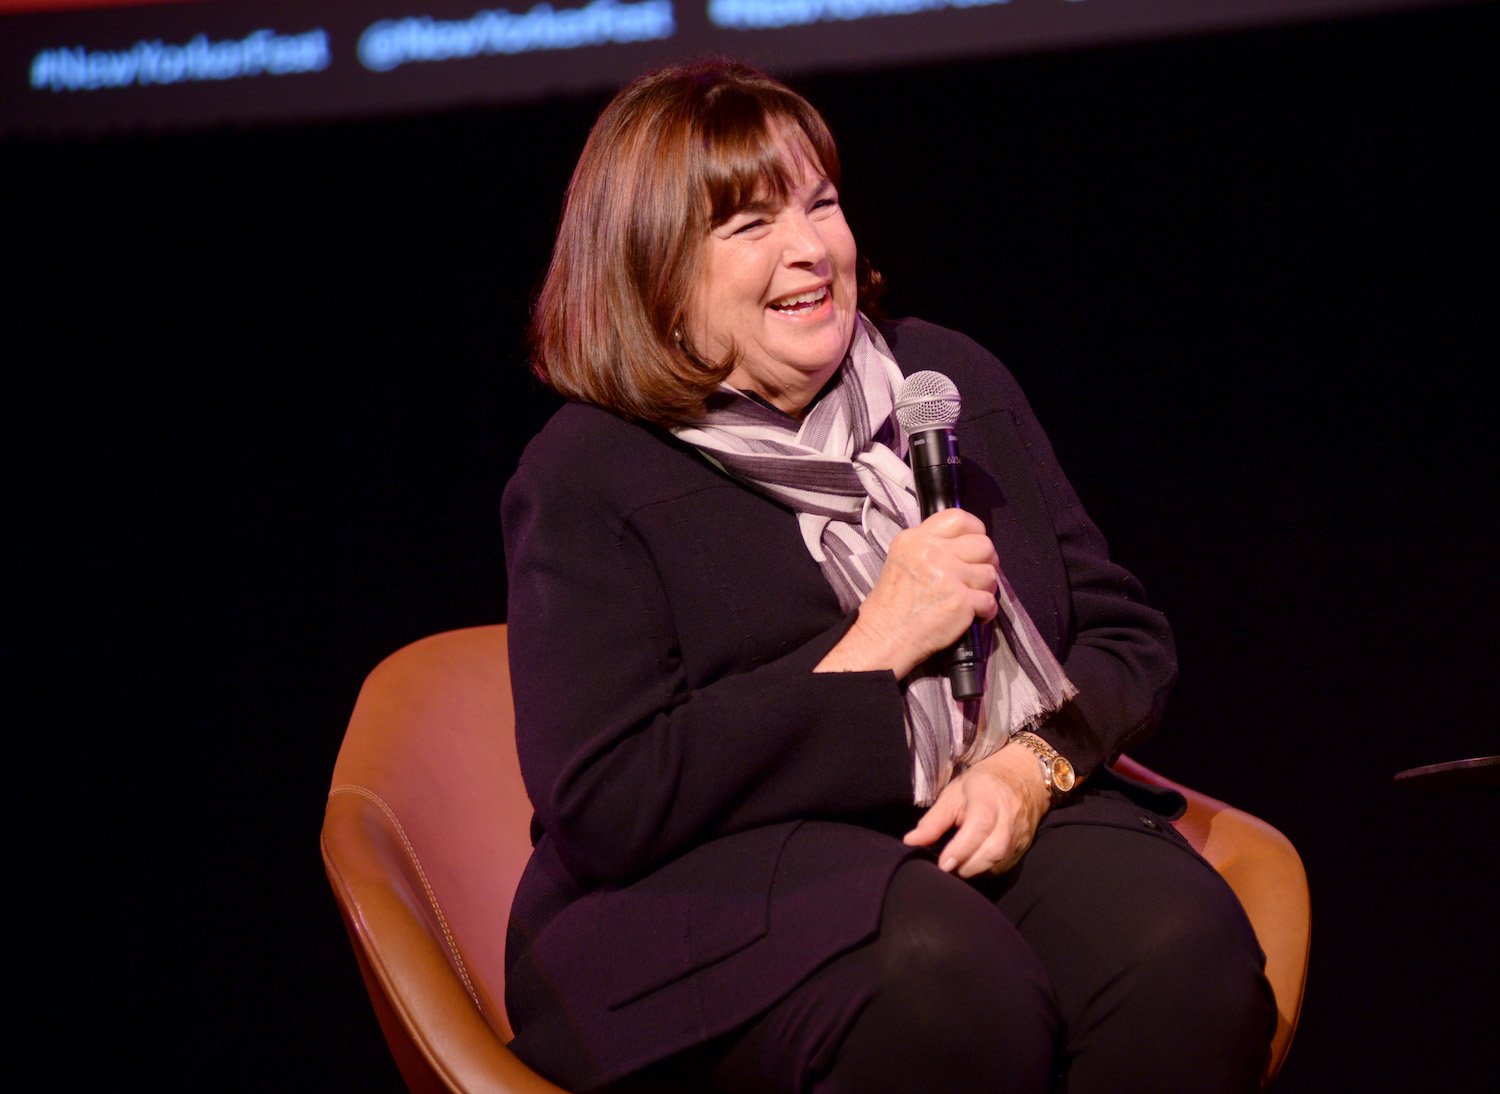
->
[609, 789, 1276, 1094]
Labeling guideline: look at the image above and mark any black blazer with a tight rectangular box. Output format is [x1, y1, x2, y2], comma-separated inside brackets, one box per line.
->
[500, 318, 1178, 1089]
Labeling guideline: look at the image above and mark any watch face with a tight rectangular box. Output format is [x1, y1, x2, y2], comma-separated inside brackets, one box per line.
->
[1052, 758, 1077, 794]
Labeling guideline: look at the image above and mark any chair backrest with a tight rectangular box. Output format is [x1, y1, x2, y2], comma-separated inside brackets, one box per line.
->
[1112, 754, 1311, 1083]
[321, 624, 565, 1093]
[323, 626, 1309, 1090]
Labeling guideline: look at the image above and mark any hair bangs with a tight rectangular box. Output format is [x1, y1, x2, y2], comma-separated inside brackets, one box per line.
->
[695, 85, 841, 228]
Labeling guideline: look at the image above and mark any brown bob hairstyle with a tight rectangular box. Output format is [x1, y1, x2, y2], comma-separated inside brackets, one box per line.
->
[530, 59, 881, 427]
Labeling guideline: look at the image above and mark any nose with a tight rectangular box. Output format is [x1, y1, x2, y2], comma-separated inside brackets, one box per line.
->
[781, 210, 828, 267]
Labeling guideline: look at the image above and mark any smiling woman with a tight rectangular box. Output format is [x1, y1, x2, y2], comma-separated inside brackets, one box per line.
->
[685, 143, 858, 415]
[503, 59, 1274, 1092]
[529, 62, 882, 426]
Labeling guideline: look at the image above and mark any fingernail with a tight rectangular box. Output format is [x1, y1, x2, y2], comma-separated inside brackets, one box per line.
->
[940, 857, 957, 873]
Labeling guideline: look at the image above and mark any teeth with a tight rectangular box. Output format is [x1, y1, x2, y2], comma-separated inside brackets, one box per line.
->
[771, 288, 828, 311]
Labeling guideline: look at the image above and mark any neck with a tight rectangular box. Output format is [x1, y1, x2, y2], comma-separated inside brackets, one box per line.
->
[742, 368, 844, 420]
[729, 358, 846, 419]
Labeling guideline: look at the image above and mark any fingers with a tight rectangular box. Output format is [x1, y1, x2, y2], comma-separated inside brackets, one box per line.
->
[944, 557, 999, 628]
[894, 519, 1002, 600]
[915, 510, 998, 567]
[956, 560, 1000, 612]
[903, 754, 1049, 878]
[902, 792, 958, 849]
[903, 777, 1018, 877]
[973, 588, 999, 624]
[921, 507, 987, 538]
[939, 799, 1017, 878]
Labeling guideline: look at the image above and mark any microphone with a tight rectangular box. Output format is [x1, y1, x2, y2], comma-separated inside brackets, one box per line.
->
[894, 371, 983, 700]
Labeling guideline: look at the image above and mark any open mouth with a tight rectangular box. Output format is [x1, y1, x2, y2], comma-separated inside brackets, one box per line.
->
[769, 287, 829, 315]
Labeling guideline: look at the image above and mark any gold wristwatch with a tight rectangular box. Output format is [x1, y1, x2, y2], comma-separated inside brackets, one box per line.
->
[1011, 731, 1077, 799]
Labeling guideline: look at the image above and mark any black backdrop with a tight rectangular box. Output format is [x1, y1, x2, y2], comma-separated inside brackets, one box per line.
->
[12, 2, 1497, 1088]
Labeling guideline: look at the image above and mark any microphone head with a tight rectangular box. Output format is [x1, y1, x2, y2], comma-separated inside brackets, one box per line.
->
[894, 371, 961, 435]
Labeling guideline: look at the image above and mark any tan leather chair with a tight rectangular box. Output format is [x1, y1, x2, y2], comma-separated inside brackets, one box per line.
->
[322, 625, 1310, 1092]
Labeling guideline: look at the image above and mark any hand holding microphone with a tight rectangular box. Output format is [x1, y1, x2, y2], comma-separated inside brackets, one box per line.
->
[894, 371, 988, 699]
[814, 371, 997, 686]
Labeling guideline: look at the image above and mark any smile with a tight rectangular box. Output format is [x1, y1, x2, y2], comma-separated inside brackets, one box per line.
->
[769, 287, 829, 315]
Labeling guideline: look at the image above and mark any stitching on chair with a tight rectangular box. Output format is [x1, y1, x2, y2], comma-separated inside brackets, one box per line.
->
[329, 784, 485, 1015]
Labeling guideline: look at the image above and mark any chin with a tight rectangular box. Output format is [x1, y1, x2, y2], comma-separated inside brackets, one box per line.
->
[787, 342, 849, 377]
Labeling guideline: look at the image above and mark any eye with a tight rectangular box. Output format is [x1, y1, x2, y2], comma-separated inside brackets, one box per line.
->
[732, 217, 769, 236]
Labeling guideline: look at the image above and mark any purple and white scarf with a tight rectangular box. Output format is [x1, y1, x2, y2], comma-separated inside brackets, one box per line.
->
[673, 315, 1076, 804]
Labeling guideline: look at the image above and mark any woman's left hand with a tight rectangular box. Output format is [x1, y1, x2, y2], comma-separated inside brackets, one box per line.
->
[902, 743, 1052, 878]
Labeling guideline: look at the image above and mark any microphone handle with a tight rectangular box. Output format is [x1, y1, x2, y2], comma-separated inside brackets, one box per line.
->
[907, 427, 984, 700]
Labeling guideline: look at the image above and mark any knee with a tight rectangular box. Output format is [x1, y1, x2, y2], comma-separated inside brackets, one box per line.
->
[874, 906, 1056, 1036]
[1084, 884, 1276, 1091]
[879, 862, 1059, 1034]
[826, 866, 1060, 1091]
[1125, 889, 1272, 1027]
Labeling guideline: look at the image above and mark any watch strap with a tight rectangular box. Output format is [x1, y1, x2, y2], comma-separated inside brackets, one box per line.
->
[1011, 731, 1078, 798]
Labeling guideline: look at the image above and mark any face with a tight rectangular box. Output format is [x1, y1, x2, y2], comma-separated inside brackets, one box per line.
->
[682, 138, 858, 416]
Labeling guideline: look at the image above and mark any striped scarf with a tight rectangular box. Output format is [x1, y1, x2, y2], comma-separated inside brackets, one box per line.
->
[673, 315, 1076, 804]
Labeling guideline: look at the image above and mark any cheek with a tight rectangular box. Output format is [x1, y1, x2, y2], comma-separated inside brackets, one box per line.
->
[832, 225, 858, 290]
[684, 250, 726, 335]
[681, 284, 708, 344]
[682, 287, 725, 356]
[684, 256, 749, 351]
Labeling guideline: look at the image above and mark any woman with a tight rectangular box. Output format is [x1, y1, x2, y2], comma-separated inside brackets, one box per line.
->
[503, 60, 1273, 1092]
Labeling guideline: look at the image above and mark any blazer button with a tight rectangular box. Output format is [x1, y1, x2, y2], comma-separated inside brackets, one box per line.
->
[1140, 816, 1162, 831]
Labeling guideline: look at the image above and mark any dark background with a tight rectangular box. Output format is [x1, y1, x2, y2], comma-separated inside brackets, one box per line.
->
[11, 1, 1496, 1088]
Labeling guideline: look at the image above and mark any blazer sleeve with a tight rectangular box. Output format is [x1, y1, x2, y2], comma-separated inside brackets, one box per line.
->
[502, 450, 917, 888]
